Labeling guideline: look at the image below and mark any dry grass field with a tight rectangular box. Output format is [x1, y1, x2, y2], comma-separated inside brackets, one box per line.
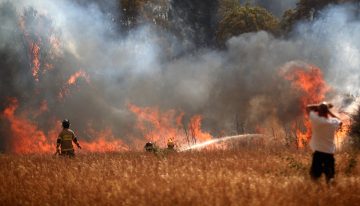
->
[1, 147, 359, 206]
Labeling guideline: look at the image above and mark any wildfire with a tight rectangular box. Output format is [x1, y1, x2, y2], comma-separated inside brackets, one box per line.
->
[67, 70, 90, 85]
[281, 63, 330, 147]
[18, 13, 61, 82]
[188, 115, 212, 142]
[81, 127, 129, 152]
[31, 41, 41, 81]
[283, 66, 329, 106]
[128, 104, 212, 147]
[1, 98, 130, 154]
[9, 12, 129, 154]
[19, 16, 42, 82]
[1, 98, 54, 154]
[59, 69, 90, 99]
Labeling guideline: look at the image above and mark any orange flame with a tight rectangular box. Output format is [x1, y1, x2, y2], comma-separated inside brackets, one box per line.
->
[2, 98, 130, 154]
[67, 70, 90, 85]
[188, 115, 212, 142]
[2, 98, 54, 154]
[283, 65, 329, 105]
[128, 104, 212, 147]
[59, 70, 90, 99]
[281, 64, 330, 147]
[31, 42, 41, 81]
[8, 13, 128, 154]
[19, 16, 42, 82]
[81, 127, 129, 152]
[19, 15, 60, 81]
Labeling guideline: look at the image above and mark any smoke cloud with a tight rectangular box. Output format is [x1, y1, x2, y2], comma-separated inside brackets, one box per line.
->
[0, 0, 359, 152]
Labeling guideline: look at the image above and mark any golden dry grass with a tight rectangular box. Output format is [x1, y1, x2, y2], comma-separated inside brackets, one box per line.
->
[0, 147, 359, 206]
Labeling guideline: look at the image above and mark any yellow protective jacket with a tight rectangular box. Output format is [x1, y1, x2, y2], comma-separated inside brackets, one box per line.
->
[57, 129, 77, 152]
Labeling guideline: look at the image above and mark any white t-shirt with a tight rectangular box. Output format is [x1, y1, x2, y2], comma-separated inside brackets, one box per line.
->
[309, 111, 341, 154]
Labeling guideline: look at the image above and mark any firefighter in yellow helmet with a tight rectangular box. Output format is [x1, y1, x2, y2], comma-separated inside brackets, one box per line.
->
[56, 119, 81, 157]
[167, 138, 175, 150]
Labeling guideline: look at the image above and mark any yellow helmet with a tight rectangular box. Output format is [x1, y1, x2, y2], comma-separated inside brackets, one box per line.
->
[167, 138, 174, 146]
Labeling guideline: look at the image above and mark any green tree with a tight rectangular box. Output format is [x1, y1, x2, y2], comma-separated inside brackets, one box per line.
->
[217, 0, 279, 46]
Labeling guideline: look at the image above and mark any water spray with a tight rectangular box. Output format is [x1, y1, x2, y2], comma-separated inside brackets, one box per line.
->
[180, 134, 266, 151]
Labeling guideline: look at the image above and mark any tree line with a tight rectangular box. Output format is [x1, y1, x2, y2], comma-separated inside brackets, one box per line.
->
[117, 0, 360, 46]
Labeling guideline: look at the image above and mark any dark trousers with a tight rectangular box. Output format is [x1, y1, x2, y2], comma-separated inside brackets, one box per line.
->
[61, 149, 75, 157]
[310, 151, 335, 182]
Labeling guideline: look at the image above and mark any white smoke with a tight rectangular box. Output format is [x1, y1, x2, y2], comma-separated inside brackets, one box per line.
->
[0, 0, 359, 150]
[294, 4, 360, 96]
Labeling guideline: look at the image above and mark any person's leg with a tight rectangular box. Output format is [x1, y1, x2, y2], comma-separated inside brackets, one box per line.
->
[60, 150, 75, 158]
[68, 150, 75, 158]
[324, 153, 335, 184]
[60, 151, 66, 157]
[310, 151, 323, 181]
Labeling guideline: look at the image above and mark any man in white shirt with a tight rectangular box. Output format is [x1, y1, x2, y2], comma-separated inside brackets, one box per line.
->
[306, 102, 342, 183]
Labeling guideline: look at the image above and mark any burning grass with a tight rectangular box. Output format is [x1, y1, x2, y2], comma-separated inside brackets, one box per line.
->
[1, 146, 359, 205]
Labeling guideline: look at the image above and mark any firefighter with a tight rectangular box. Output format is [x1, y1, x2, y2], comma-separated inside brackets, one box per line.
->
[144, 141, 156, 152]
[167, 138, 175, 150]
[56, 119, 81, 157]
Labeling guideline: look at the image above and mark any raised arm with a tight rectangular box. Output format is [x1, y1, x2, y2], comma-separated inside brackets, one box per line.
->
[328, 110, 339, 119]
[328, 110, 342, 130]
[306, 104, 319, 114]
[325, 103, 340, 119]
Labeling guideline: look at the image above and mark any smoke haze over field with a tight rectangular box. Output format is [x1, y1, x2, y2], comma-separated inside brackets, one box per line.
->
[0, 0, 359, 152]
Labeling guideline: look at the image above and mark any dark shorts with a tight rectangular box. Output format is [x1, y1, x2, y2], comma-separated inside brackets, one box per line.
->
[310, 151, 335, 182]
